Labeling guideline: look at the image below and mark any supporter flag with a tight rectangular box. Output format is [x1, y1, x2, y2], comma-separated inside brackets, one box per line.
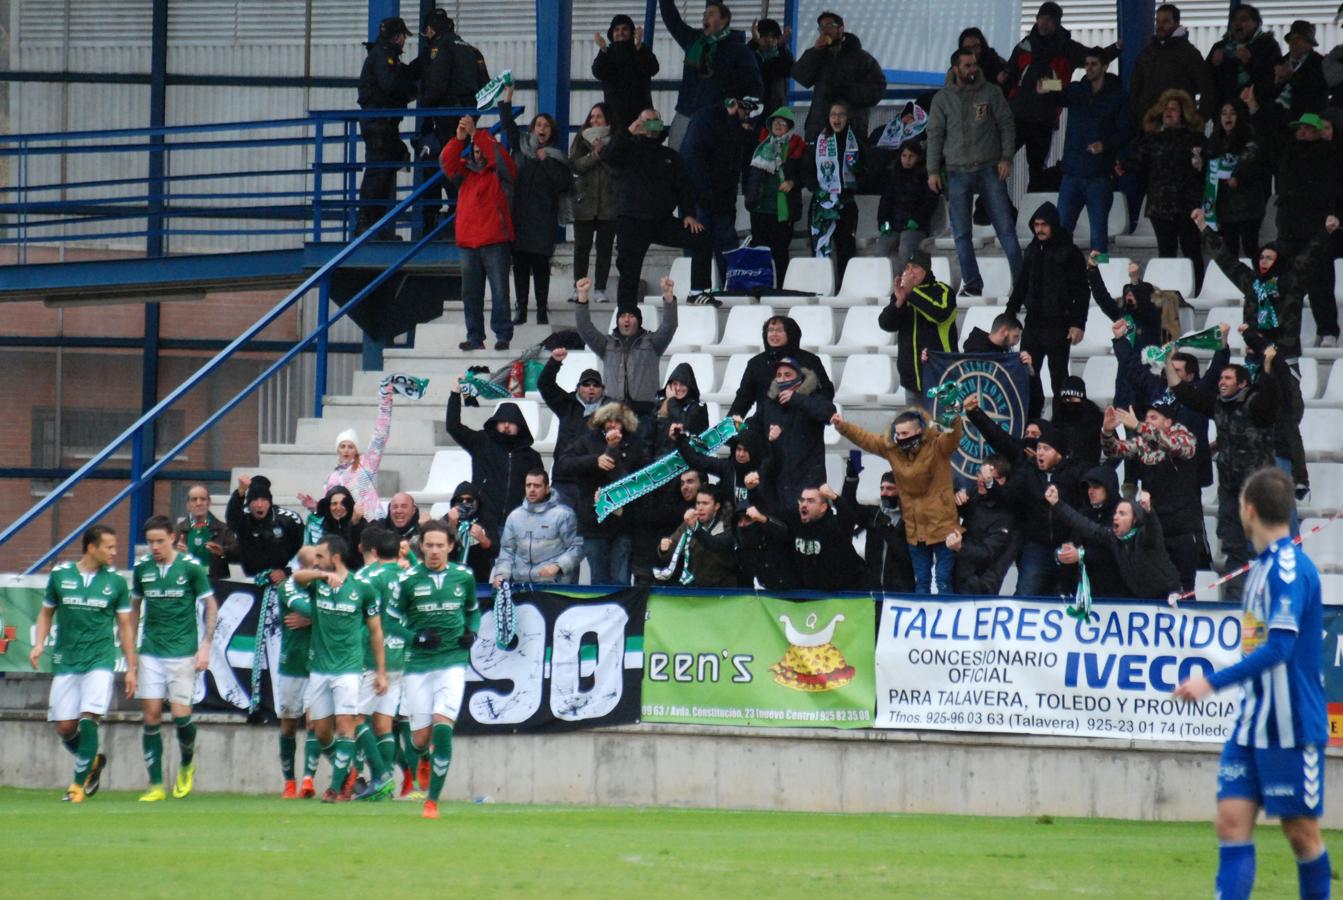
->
[924, 351, 1029, 484]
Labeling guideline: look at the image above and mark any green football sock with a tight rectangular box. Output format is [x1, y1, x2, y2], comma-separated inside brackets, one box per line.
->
[279, 734, 297, 781]
[142, 724, 164, 785]
[328, 738, 354, 793]
[427, 723, 453, 802]
[394, 719, 413, 772]
[74, 718, 100, 786]
[303, 730, 320, 778]
[175, 716, 197, 767]
[61, 731, 81, 756]
[376, 732, 397, 772]
[354, 723, 389, 779]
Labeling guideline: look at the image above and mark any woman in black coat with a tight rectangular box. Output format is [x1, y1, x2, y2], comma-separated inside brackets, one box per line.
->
[727, 315, 835, 419]
[748, 358, 835, 515]
[499, 86, 573, 325]
[1044, 483, 1182, 601]
[651, 361, 709, 458]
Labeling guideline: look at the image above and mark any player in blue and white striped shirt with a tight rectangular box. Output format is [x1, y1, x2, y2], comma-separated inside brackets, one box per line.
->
[1175, 466, 1329, 900]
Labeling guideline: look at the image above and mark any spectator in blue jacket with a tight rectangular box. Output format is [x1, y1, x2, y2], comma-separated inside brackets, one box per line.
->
[658, 0, 763, 149]
[1042, 46, 1131, 251]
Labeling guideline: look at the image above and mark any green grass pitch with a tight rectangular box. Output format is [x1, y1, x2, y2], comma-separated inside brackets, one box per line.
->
[0, 787, 1334, 897]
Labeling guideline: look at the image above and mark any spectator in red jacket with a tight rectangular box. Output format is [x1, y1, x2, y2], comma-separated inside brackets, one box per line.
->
[441, 116, 517, 352]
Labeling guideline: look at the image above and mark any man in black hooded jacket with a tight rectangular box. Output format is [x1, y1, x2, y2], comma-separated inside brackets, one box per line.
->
[1006, 201, 1089, 419]
[591, 15, 660, 131]
[538, 348, 613, 509]
[444, 481, 499, 583]
[839, 462, 914, 593]
[950, 456, 1019, 595]
[1053, 375, 1105, 468]
[446, 391, 543, 522]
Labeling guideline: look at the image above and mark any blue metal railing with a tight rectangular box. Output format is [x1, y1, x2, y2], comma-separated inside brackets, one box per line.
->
[0, 106, 510, 257]
[0, 106, 518, 571]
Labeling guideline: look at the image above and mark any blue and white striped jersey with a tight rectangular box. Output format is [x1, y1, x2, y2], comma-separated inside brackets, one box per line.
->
[1231, 537, 1327, 749]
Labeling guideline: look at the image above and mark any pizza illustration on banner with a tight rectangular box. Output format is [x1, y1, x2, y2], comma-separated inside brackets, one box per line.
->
[770, 613, 856, 693]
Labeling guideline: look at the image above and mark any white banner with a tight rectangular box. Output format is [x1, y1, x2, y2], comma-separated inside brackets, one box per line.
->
[876, 597, 1244, 742]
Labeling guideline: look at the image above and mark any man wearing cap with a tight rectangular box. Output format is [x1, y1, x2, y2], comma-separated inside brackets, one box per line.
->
[790, 11, 886, 142]
[1101, 399, 1203, 591]
[538, 345, 614, 510]
[224, 475, 306, 583]
[592, 14, 660, 132]
[412, 10, 490, 233]
[1006, 201, 1089, 419]
[1242, 88, 1343, 347]
[1268, 21, 1328, 122]
[878, 249, 958, 396]
[681, 92, 762, 283]
[356, 17, 417, 238]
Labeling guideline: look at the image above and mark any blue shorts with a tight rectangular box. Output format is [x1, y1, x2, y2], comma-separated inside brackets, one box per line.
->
[1216, 741, 1325, 819]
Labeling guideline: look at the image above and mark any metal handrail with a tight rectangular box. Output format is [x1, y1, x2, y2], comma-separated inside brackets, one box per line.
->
[1, 174, 452, 573]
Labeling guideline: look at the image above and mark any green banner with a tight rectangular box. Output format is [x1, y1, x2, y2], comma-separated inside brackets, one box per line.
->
[0, 581, 46, 673]
[641, 593, 876, 729]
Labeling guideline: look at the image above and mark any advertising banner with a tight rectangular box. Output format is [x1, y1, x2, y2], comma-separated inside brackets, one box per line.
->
[641, 593, 876, 729]
[924, 351, 1030, 483]
[458, 587, 647, 735]
[875, 596, 1246, 742]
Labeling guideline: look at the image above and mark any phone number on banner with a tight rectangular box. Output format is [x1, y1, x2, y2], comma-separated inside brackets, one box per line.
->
[875, 597, 1244, 742]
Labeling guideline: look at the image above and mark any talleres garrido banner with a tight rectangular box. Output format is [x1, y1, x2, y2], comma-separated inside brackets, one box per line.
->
[641, 593, 876, 729]
[876, 596, 1245, 742]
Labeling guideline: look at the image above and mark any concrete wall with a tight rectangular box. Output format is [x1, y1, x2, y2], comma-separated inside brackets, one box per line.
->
[6, 710, 1343, 824]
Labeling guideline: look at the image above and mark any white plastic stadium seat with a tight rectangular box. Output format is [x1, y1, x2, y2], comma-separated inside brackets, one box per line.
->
[666, 306, 719, 352]
[1336, 260, 1343, 303]
[648, 256, 721, 299]
[536, 411, 560, 454]
[1301, 518, 1343, 568]
[1071, 192, 1131, 248]
[1307, 463, 1343, 509]
[1309, 362, 1343, 407]
[1095, 257, 1132, 298]
[834, 354, 894, 403]
[931, 256, 956, 289]
[829, 257, 892, 304]
[1081, 356, 1117, 405]
[1143, 258, 1194, 297]
[717, 305, 777, 354]
[821, 306, 895, 354]
[959, 305, 1007, 342]
[977, 257, 1015, 301]
[414, 449, 472, 501]
[1077, 306, 1119, 351]
[1192, 259, 1249, 308]
[787, 305, 835, 348]
[553, 351, 601, 391]
[1200, 307, 1245, 350]
[705, 353, 753, 405]
[1298, 357, 1319, 400]
[1320, 574, 1343, 605]
[663, 352, 717, 395]
[1302, 410, 1343, 456]
[781, 257, 835, 297]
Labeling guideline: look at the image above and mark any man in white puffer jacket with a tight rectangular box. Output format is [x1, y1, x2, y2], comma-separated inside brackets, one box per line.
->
[490, 469, 583, 586]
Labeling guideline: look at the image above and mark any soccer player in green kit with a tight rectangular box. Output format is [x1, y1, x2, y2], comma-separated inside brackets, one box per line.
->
[131, 515, 218, 802]
[274, 546, 321, 799]
[296, 534, 391, 803]
[397, 520, 479, 819]
[352, 525, 414, 801]
[30, 525, 138, 803]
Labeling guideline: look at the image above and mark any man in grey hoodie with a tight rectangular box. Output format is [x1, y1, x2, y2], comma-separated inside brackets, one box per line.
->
[926, 48, 1023, 299]
[491, 469, 583, 586]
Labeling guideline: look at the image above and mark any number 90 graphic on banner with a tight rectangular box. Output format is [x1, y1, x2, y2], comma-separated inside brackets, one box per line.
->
[468, 600, 632, 728]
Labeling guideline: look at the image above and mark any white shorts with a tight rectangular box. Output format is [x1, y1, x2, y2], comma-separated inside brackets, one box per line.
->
[358, 669, 404, 718]
[308, 672, 360, 720]
[403, 667, 466, 730]
[48, 670, 115, 721]
[275, 673, 310, 720]
[136, 654, 196, 706]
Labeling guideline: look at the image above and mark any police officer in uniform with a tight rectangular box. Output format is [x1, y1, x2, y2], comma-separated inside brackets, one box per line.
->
[411, 10, 490, 233]
[356, 17, 418, 238]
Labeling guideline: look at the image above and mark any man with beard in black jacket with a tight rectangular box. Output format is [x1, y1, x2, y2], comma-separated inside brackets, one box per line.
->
[761, 484, 862, 592]
[840, 460, 913, 593]
[225, 475, 306, 583]
[790, 11, 886, 141]
[600, 108, 715, 311]
[444, 481, 499, 584]
[591, 15, 660, 131]
[1056, 463, 1120, 595]
[950, 457, 1019, 595]
[1006, 201, 1090, 419]
[630, 469, 705, 586]
[538, 348, 613, 509]
[446, 391, 544, 522]
[1053, 375, 1105, 468]
[356, 17, 417, 238]
[1045, 484, 1182, 601]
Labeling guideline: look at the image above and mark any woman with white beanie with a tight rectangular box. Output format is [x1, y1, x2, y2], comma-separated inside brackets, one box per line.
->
[298, 381, 395, 520]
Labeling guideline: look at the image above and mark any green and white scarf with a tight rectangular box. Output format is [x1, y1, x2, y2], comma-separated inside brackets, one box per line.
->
[1141, 326, 1226, 371]
[382, 372, 430, 400]
[251, 575, 280, 713]
[810, 128, 859, 257]
[653, 526, 698, 585]
[455, 519, 475, 565]
[476, 69, 514, 110]
[750, 134, 792, 222]
[1201, 153, 1237, 231]
[595, 418, 741, 522]
[1066, 548, 1092, 620]
[686, 27, 729, 70]
[493, 580, 517, 650]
